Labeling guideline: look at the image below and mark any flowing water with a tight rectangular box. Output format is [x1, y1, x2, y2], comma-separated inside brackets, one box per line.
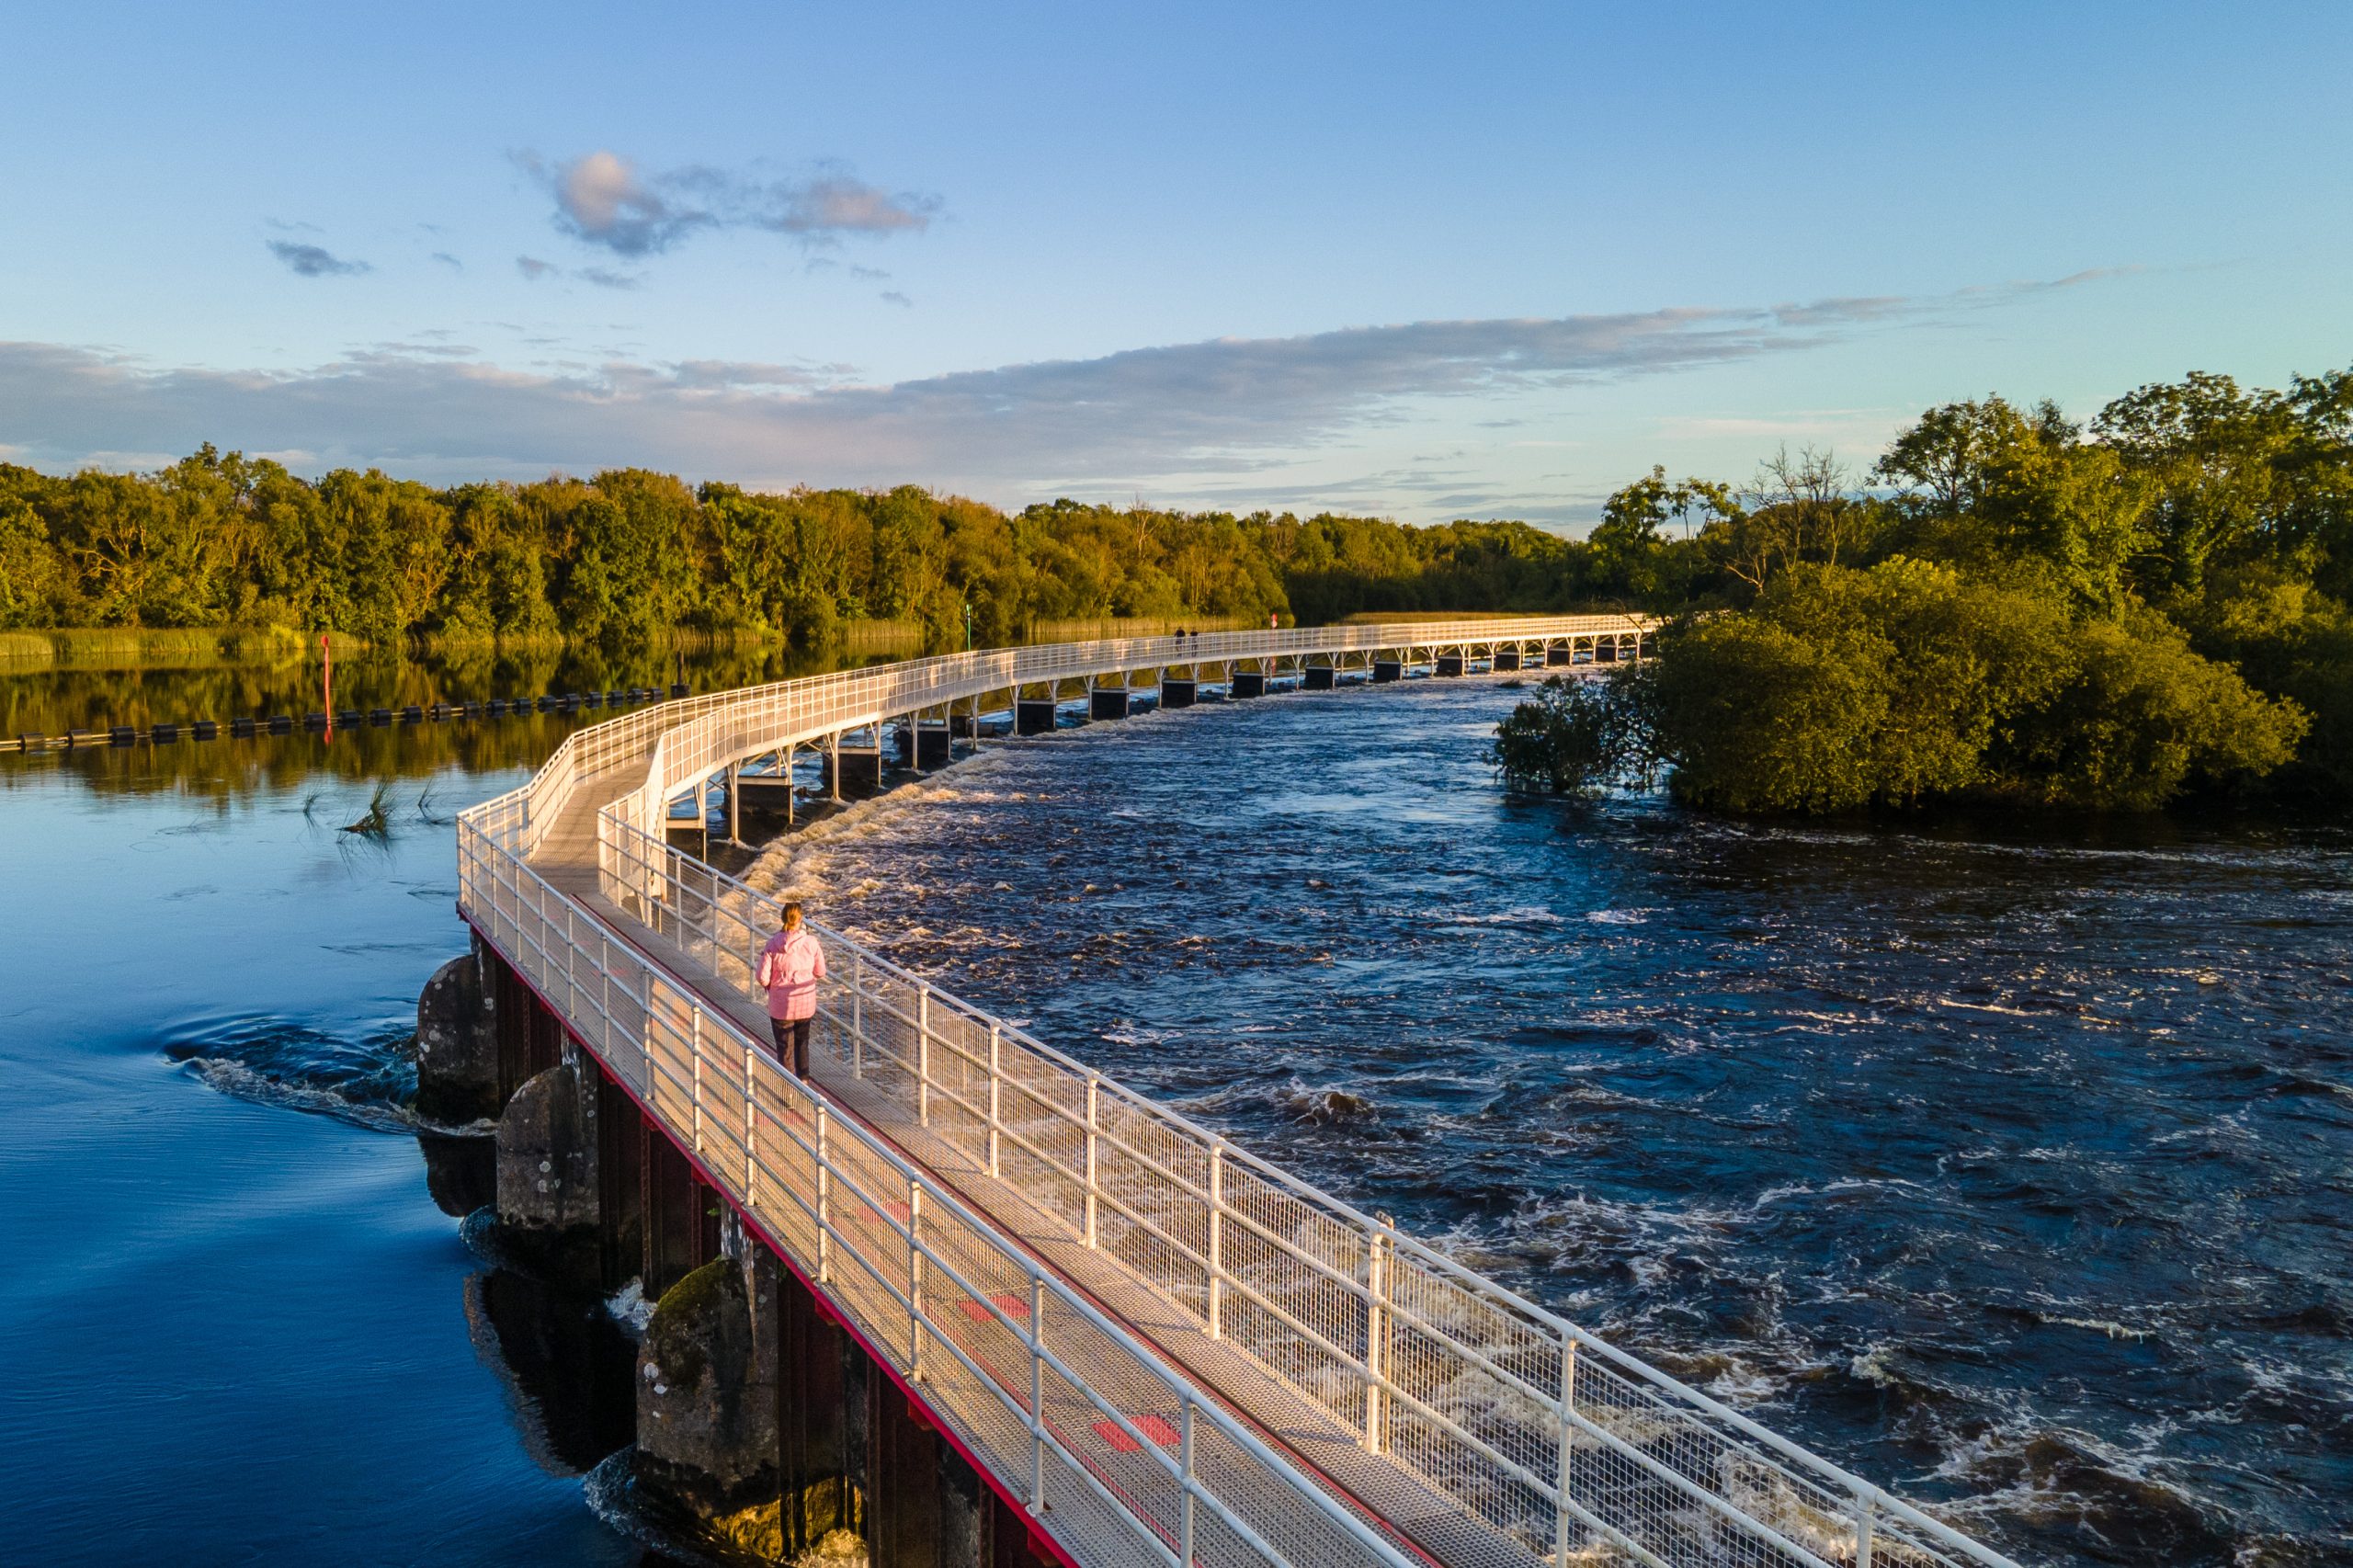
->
[746, 679, 2353, 1568]
[1, 656, 2346, 1565]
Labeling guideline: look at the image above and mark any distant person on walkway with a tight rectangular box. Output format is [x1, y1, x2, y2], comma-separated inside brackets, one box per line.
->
[1267, 612, 1279, 630]
[757, 902, 827, 1076]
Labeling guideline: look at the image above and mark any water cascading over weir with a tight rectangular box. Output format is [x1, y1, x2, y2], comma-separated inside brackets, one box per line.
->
[427, 619, 2030, 1568]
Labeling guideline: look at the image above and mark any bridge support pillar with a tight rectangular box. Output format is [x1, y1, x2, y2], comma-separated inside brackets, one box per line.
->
[1232, 670, 1267, 698]
[1161, 677, 1197, 709]
[1493, 649, 1522, 671]
[1304, 664, 1336, 690]
[1435, 653, 1465, 676]
[642, 1124, 722, 1299]
[494, 1059, 602, 1286]
[596, 1065, 645, 1292]
[735, 767, 797, 818]
[900, 723, 951, 769]
[416, 948, 499, 1124]
[1372, 659, 1403, 683]
[1088, 686, 1129, 720]
[1014, 699, 1058, 736]
[822, 746, 883, 798]
[755, 1244, 868, 1556]
[636, 1257, 782, 1540]
[1595, 639, 1619, 664]
[1545, 645, 1573, 667]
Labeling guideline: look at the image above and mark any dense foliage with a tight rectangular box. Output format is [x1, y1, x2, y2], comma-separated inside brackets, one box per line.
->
[6, 362, 2347, 809]
[0, 458, 1629, 648]
[1486, 676, 1636, 796]
[1531, 367, 2353, 811]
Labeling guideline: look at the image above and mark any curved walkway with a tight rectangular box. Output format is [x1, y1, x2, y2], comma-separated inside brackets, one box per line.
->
[457, 619, 2024, 1568]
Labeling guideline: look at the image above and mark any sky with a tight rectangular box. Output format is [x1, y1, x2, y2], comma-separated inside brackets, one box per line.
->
[2, 1, 2347, 528]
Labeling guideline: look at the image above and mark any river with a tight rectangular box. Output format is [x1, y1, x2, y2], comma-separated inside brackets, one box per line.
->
[2, 653, 2347, 1566]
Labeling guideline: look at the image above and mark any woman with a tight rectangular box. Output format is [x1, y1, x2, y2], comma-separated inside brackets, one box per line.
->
[756, 901, 827, 1076]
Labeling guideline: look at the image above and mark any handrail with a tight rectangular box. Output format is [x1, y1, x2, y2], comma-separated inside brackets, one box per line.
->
[458, 617, 2025, 1568]
[458, 817, 1422, 1568]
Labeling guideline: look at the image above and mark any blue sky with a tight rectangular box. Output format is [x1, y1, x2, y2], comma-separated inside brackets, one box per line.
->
[2, 1, 2347, 526]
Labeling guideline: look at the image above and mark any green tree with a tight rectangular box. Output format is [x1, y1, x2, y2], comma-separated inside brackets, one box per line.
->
[1487, 676, 1629, 795]
[1996, 606, 2307, 808]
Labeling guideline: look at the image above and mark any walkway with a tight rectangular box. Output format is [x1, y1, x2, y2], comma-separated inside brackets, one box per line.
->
[457, 619, 2023, 1568]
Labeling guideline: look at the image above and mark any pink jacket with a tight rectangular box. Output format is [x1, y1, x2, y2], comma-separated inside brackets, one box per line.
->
[756, 926, 827, 1021]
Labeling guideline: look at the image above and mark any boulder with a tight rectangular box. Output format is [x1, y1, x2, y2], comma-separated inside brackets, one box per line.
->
[415, 951, 498, 1124]
[494, 1061, 599, 1281]
[635, 1259, 780, 1518]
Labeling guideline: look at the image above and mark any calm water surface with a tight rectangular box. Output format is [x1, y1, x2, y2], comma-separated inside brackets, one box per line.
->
[2, 661, 2346, 1565]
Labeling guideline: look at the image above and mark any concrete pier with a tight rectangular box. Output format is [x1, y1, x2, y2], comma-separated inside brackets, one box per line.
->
[1596, 640, 1619, 663]
[1304, 664, 1336, 690]
[415, 951, 500, 1125]
[1494, 649, 1523, 671]
[821, 747, 883, 796]
[1161, 677, 1197, 709]
[734, 771, 798, 814]
[1014, 699, 1058, 736]
[495, 1060, 601, 1284]
[1546, 645, 1573, 667]
[898, 724, 951, 768]
[1088, 686, 1130, 720]
[1231, 670, 1267, 698]
[1435, 653, 1465, 676]
[1372, 659, 1403, 684]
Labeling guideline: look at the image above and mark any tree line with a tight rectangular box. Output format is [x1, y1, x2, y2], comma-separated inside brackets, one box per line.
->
[5, 363, 2346, 810]
[1495, 367, 2353, 810]
[0, 459, 1631, 648]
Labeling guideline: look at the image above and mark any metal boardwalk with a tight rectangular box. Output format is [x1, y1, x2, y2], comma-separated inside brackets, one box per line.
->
[456, 619, 2025, 1568]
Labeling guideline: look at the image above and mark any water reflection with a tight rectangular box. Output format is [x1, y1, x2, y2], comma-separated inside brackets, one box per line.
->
[0, 635, 926, 797]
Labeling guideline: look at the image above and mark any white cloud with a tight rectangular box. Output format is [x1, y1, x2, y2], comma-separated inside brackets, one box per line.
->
[267, 241, 369, 278]
[0, 273, 2127, 516]
[517, 149, 938, 257]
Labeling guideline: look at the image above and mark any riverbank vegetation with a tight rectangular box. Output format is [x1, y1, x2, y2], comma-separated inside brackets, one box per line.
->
[1504, 367, 2353, 812]
[0, 453, 1615, 651]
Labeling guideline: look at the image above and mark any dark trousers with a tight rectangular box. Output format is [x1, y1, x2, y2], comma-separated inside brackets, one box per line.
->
[771, 1017, 812, 1077]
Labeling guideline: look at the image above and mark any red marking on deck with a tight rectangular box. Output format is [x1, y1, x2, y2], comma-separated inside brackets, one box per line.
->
[959, 1291, 1032, 1324]
[1093, 1414, 1179, 1452]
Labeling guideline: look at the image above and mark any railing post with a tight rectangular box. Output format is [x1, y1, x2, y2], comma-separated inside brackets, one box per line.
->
[744, 1043, 757, 1204]
[1364, 1215, 1390, 1453]
[816, 1102, 833, 1287]
[1207, 1143, 1224, 1340]
[916, 984, 931, 1128]
[691, 1009, 704, 1153]
[1852, 1485, 1877, 1568]
[1178, 1396, 1198, 1566]
[851, 952, 865, 1077]
[1028, 1272, 1046, 1511]
[1083, 1074, 1100, 1247]
[1554, 1337, 1579, 1563]
[906, 1179, 925, 1378]
[987, 1022, 1002, 1176]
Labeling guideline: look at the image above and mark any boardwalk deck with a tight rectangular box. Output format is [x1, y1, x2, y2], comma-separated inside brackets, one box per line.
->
[457, 619, 2019, 1568]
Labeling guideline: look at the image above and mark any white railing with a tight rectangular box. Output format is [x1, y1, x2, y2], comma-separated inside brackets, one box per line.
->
[460, 818, 1422, 1568]
[458, 617, 2025, 1568]
[597, 821, 2021, 1568]
[602, 619, 1652, 841]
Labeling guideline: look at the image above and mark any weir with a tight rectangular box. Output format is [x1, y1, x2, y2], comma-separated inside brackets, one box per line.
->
[449, 619, 2023, 1568]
